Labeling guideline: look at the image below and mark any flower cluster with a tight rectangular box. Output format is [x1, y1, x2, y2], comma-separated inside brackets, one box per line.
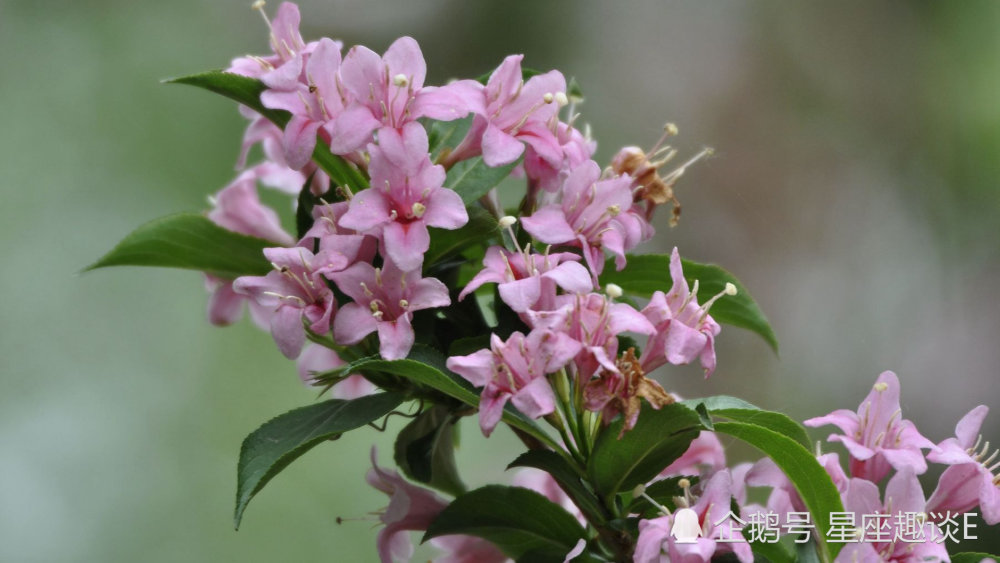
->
[632, 372, 1000, 562]
[96, 2, 1000, 561]
[208, 2, 726, 429]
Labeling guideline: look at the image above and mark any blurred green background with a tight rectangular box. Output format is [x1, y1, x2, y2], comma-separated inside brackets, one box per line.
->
[2, 0, 999, 560]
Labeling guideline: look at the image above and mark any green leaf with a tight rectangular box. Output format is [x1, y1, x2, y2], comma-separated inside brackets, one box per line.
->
[168, 70, 283, 123]
[423, 485, 587, 560]
[476, 66, 544, 85]
[425, 116, 473, 161]
[448, 335, 491, 358]
[235, 392, 406, 527]
[507, 450, 607, 526]
[394, 404, 466, 497]
[86, 213, 272, 279]
[599, 253, 778, 353]
[713, 421, 846, 562]
[168, 70, 368, 191]
[338, 347, 558, 449]
[424, 206, 499, 268]
[586, 402, 703, 499]
[952, 554, 1000, 563]
[445, 156, 518, 205]
[567, 76, 584, 101]
[682, 396, 811, 448]
[748, 538, 794, 563]
[295, 172, 323, 241]
[795, 541, 822, 563]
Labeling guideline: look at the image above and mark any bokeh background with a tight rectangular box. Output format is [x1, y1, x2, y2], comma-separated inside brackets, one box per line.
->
[2, 0, 999, 560]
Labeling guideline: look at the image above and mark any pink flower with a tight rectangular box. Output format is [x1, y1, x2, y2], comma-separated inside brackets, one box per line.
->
[329, 259, 450, 360]
[804, 371, 936, 482]
[528, 292, 655, 382]
[208, 168, 296, 246]
[521, 161, 647, 276]
[367, 449, 450, 563]
[634, 470, 752, 563]
[660, 431, 727, 478]
[446, 329, 580, 437]
[227, 2, 311, 79]
[204, 167, 296, 326]
[295, 343, 376, 400]
[835, 468, 949, 562]
[453, 55, 566, 167]
[926, 405, 1000, 524]
[259, 37, 348, 169]
[338, 123, 468, 271]
[233, 245, 354, 358]
[523, 121, 596, 194]
[640, 248, 732, 377]
[325, 37, 481, 154]
[429, 535, 508, 563]
[458, 245, 592, 313]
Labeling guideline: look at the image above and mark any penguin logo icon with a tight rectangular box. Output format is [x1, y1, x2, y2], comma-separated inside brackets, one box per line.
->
[670, 508, 703, 543]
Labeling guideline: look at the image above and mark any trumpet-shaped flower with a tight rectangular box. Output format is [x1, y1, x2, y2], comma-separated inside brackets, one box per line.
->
[521, 160, 647, 276]
[458, 245, 592, 313]
[457, 54, 566, 167]
[528, 292, 654, 382]
[227, 1, 312, 79]
[634, 470, 752, 563]
[338, 123, 468, 271]
[325, 37, 482, 154]
[523, 121, 596, 194]
[233, 246, 350, 358]
[329, 259, 450, 360]
[446, 329, 580, 436]
[660, 431, 727, 478]
[204, 167, 297, 327]
[367, 449, 450, 563]
[640, 248, 732, 377]
[926, 405, 1000, 524]
[805, 371, 936, 482]
[208, 168, 296, 247]
[834, 468, 949, 562]
[259, 37, 348, 169]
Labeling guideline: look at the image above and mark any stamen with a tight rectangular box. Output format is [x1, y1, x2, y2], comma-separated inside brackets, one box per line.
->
[411, 202, 426, 218]
[697, 283, 737, 323]
[660, 147, 715, 186]
[981, 448, 999, 467]
[554, 92, 569, 107]
[252, 1, 272, 30]
[968, 434, 983, 456]
[648, 122, 679, 156]
[874, 382, 889, 392]
[678, 279, 700, 313]
[605, 283, 623, 299]
[977, 441, 992, 461]
[499, 251, 517, 282]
